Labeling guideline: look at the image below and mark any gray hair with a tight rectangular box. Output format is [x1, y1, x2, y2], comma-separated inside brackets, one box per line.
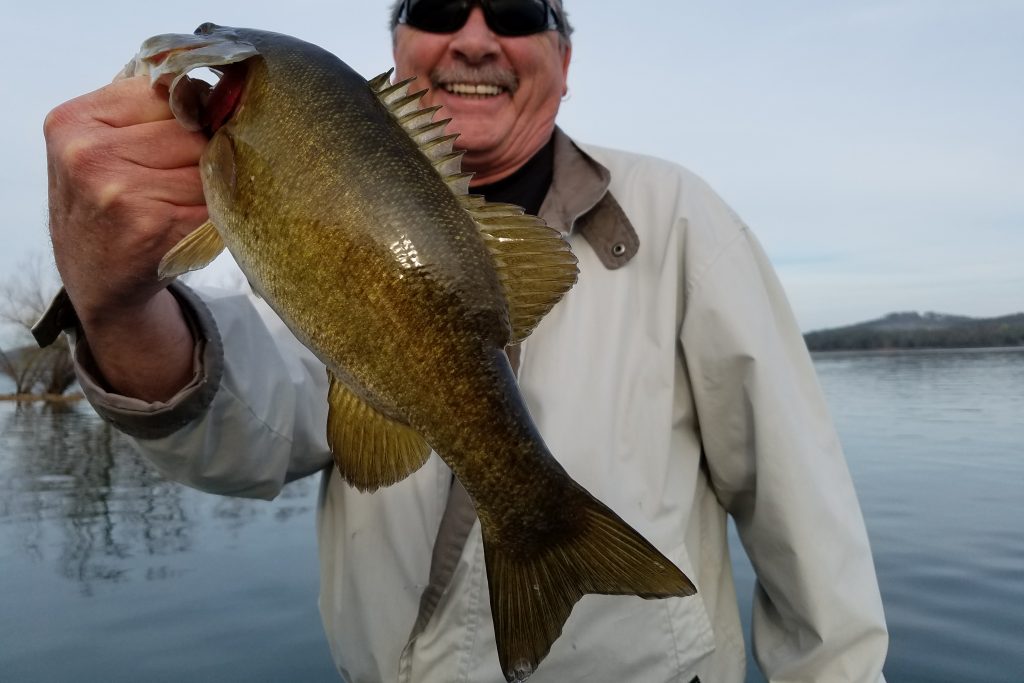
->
[388, 0, 574, 44]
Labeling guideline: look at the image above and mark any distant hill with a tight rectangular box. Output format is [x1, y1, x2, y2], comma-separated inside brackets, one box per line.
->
[805, 312, 1024, 351]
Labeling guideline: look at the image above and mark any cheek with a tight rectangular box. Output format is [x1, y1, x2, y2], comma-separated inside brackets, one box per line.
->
[517, 62, 566, 111]
[393, 35, 447, 82]
[507, 43, 567, 103]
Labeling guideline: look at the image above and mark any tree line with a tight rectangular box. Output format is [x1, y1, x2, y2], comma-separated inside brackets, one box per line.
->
[0, 257, 77, 398]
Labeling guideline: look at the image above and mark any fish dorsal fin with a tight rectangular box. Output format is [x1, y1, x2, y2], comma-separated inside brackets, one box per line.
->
[459, 194, 579, 344]
[366, 69, 393, 91]
[370, 70, 471, 192]
[368, 71, 578, 341]
[327, 370, 432, 493]
[157, 220, 225, 279]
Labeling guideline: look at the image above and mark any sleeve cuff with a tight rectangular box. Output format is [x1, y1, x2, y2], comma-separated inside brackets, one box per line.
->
[70, 281, 224, 439]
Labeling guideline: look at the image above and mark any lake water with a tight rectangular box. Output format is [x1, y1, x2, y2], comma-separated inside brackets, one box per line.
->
[732, 347, 1024, 683]
[2, 347, 1022, 682]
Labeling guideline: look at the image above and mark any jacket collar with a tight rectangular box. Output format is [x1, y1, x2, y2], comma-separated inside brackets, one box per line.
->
[539, 127, 639, 269]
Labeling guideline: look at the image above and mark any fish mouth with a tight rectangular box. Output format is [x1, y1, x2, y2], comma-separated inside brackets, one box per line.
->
[198, 62, 249, 134]
[124, 25, 259, 134]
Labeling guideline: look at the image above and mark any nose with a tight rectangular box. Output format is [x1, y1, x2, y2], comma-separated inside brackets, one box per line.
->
[448, 7, 500, 64]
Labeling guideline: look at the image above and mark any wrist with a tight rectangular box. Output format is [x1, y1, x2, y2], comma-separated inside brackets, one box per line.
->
[79, 289, 197, 401]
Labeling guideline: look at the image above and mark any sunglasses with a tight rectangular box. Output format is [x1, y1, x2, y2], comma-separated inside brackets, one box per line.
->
[397, 0, 562, 37]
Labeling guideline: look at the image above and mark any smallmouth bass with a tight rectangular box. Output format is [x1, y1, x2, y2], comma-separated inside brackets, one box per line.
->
[128, 23, 696, 681]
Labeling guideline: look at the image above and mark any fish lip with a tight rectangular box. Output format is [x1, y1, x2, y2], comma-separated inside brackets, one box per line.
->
[136, 23, 244, 63]
[137, 32, 227, 63]
[123, 28, 259, 133]
[136, 35, 259, 83]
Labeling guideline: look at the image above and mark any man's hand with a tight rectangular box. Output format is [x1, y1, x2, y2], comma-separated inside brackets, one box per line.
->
[44, 76, 209, 401]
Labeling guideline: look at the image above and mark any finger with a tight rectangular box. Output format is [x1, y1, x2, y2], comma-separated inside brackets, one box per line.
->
[95, 76, 177, 128]
[133, 165, 207, 207]
[107, 119, 208, 170]
[83, 166, 206, 220]
[171, 204, 210, 228]
[51, 142, 207, 211]
[50, 76, 175, 131]
[48, 120, 207, 192]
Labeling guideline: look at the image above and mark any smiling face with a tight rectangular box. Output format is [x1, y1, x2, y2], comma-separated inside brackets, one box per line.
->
[393, 7, 571, 185]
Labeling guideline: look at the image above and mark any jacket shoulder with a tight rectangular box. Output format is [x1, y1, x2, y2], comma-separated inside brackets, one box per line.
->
[578, 142, 701, 191]
[576, 141, 748, 251]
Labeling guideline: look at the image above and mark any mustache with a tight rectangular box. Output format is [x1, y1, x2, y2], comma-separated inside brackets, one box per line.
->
[430, 65, 519, 93]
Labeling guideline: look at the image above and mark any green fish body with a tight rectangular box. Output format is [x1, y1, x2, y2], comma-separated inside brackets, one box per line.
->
[140, 23, 696, 681]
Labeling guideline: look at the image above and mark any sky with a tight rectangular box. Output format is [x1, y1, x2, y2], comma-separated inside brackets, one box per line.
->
[0, 0, 1021, 333]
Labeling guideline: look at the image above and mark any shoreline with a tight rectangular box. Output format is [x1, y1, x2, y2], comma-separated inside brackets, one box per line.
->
[810, 345, 1024, 356]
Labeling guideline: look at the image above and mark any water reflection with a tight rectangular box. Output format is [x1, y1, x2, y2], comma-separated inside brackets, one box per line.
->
[0, 403, 315, 596]
[1, 404, 190, 594]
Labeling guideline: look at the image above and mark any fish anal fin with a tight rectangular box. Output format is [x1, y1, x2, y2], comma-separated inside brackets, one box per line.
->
[157, 220, 225, 279]
[467, 205, 579, 344]
[482, 487, 696, 681]
[327, 372, 431, 493]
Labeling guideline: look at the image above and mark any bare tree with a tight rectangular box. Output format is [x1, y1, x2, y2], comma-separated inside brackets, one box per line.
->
[0, 255, 77, 398]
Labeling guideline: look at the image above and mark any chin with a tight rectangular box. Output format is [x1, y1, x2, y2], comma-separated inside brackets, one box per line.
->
[450, 127, 504, 154]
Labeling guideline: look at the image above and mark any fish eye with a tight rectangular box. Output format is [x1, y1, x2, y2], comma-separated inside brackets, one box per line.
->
[194, 22, 219, 36]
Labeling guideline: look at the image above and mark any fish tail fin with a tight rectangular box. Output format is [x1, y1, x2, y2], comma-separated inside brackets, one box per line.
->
[481, 488, 696, 682]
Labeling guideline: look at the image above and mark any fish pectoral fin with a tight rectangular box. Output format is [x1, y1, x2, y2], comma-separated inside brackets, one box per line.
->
[461, 195, 579, 344]
[326, 371, 432, 493]
[157, 220, 225, 279]
[482, 484, 696, 682]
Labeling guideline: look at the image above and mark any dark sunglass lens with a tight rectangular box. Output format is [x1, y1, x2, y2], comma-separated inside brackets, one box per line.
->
[485, 0, 552, 36]
[405, 0, 472, 33]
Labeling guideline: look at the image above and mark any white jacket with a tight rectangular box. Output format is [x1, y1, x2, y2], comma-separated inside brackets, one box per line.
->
[69, 130, 887, 682]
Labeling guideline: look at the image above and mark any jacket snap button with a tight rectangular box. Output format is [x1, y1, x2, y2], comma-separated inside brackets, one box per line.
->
[611, 242, 627, 257]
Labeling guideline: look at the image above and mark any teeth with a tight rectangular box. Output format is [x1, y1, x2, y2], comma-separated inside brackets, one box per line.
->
[443, 83, 503, 96]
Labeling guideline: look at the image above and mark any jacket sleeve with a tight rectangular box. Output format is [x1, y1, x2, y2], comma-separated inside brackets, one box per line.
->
[679, 214, 888, 681]
[71, 281, 333, 500]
